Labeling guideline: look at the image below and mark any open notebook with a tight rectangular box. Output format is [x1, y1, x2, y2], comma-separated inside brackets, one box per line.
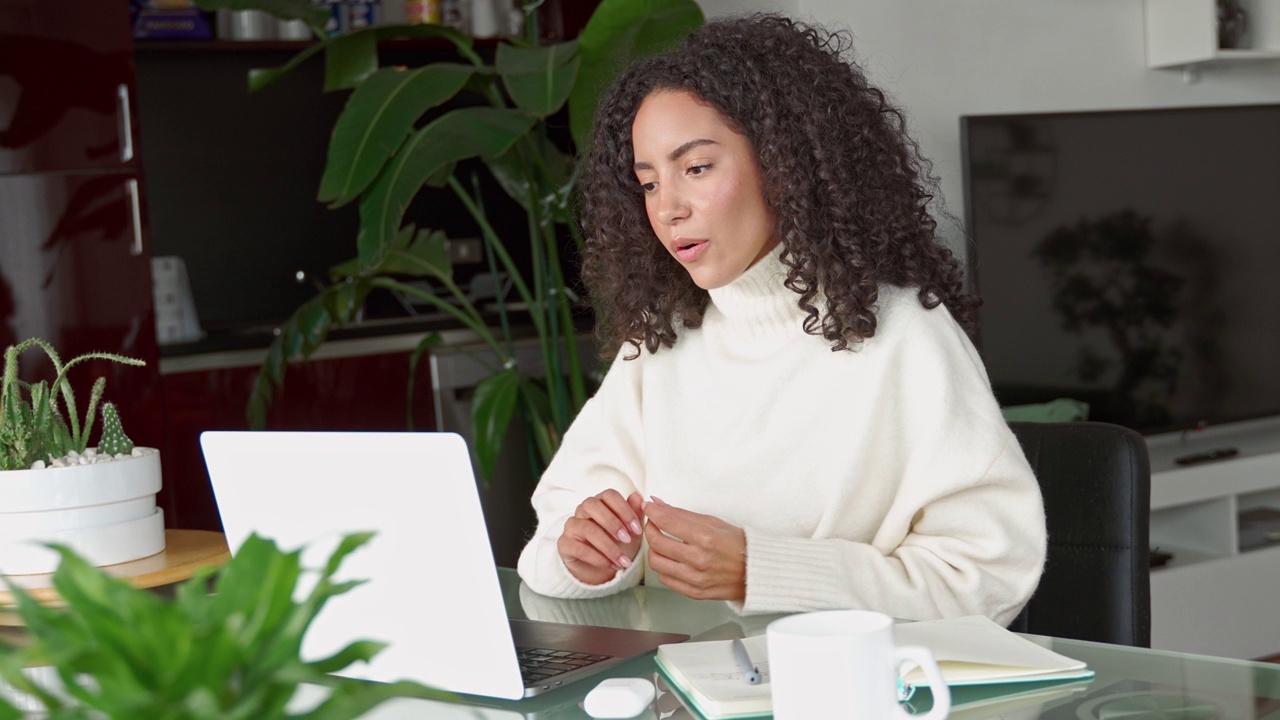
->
[654, 615, 1094, 719]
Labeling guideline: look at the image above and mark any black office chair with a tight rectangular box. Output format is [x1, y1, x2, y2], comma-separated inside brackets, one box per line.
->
[1004, 421, 1152, 647]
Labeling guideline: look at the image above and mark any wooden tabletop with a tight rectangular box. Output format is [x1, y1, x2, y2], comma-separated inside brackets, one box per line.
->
[0, 529, 230, 608]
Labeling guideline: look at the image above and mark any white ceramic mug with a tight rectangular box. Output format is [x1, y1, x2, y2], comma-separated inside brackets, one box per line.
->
[767, 610, 951, 720]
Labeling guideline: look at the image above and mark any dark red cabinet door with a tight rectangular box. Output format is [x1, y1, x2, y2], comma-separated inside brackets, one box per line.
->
[0, 1, 165, 517]
[0, 171, 164, 451]
[0, 0, 140, 174]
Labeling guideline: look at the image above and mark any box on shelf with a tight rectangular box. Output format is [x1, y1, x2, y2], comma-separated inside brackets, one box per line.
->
[130, 1, 213, 40]
[1238, 507, 1280, 552]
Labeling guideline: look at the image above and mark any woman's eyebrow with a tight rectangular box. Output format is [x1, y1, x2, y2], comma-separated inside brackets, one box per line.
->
[634, 138, 718, 171]
[668, 138, 717, 161]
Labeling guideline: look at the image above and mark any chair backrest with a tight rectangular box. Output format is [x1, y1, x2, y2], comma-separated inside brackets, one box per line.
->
[1004, 421, 1152, 647]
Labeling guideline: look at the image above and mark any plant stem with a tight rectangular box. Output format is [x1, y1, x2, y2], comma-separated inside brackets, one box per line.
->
[370, 278, 507, 360]
[516, 133, 587, 415]
[447, 176, 543, 338]
[508, 138, 571, 430]
[470, 171, 515, 353]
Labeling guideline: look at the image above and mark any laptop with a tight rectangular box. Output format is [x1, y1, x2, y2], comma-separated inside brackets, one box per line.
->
[199, 431, 688, 700]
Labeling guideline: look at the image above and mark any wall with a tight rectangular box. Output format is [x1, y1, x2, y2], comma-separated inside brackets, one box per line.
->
[698, 0, 1280, 254]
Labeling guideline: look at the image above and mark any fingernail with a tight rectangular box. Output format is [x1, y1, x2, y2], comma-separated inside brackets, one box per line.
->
[611, 563, 622, 571]
[618, 555, 632, 568]
[630, 520, 642, 534]
[617, 528, 631, 543]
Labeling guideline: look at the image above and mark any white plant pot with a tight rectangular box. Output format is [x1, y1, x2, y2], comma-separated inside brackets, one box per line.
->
[0, 449, 166, 575]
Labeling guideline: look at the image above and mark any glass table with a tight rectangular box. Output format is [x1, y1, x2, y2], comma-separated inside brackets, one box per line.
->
[5, 565, 1278, 719]
[352, 569, 1280, 719]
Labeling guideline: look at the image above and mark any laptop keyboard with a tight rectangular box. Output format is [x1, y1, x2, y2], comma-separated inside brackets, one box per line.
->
[516, 647, 612, 686]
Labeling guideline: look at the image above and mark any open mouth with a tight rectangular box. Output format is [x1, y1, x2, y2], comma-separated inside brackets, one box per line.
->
[673, 241, 707, 262]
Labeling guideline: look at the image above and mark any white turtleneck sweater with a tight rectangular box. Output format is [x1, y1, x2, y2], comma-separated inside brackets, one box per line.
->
[517, 246, 1046, 624]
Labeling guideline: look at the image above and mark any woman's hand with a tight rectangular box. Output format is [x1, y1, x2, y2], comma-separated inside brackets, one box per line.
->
[557, 489, 645, 585]
[642, 497, 747, 601]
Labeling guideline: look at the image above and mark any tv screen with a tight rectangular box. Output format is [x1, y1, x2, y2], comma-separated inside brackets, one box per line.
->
[962, 104, 1280, 435]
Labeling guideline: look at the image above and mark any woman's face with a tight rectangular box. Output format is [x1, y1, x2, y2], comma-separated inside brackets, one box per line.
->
[631, 90, 780, 290]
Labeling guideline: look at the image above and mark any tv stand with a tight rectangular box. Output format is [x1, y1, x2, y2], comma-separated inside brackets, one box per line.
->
[1147, 416, 1280, 659]
[1174, 447, 1240, 466]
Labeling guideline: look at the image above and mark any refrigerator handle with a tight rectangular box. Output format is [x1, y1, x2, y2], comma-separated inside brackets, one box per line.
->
[117, 83, 135, 163]
[126, 178, 143, 256]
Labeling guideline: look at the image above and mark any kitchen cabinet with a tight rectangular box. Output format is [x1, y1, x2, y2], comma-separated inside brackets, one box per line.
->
[157, 334, 444, 532]
[0, 0, 169, 512]
[0, 0, 140, 174]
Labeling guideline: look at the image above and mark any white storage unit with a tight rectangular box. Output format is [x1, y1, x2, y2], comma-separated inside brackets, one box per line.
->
[1145, 0, 1280, 67]
[1147, 416, 1280, 659]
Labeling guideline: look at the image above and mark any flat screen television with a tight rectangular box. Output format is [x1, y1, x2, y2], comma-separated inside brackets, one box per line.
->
[962, 104, 1280, 435]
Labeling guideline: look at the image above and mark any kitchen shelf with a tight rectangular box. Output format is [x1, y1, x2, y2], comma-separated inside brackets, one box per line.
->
[1145, 0, 1280, 69]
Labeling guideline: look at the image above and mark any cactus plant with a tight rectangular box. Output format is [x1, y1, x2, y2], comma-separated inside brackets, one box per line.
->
[0, 339, 145, 471]
[96, 402, 135, 457]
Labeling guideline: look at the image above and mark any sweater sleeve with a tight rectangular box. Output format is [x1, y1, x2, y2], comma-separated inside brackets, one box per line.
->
[737, 302, 1047, 625]
[516, 348, 650, 598]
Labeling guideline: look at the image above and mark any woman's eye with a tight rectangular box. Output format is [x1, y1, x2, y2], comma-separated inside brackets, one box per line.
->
[687, 163, 712, 176]
[639, 181, 657, 193]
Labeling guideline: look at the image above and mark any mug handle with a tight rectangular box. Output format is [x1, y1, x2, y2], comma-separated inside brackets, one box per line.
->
[891, 645, 951, 720]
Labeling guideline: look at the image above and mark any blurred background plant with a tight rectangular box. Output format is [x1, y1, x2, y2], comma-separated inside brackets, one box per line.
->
[0, 532, 443, 719]
[191, 0, 703, 482]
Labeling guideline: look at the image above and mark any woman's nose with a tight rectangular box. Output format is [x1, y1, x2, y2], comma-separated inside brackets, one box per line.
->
[654, 187, 690, 225]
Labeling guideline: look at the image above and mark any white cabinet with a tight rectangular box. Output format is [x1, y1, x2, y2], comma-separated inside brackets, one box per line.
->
[1147, 416, 1280, 659]
[1145, 0, 1280, 68]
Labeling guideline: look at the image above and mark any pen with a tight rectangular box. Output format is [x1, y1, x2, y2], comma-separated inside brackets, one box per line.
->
[730, 637, 761, 685]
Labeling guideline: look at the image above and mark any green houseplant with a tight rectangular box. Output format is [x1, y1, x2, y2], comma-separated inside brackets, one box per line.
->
[0, 339, 165, 576]
[193, 0, 703, 482]
[0, 533, 442, 719]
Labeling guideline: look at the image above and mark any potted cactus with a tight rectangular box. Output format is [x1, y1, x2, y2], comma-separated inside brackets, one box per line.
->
[0, 339, 164, 576]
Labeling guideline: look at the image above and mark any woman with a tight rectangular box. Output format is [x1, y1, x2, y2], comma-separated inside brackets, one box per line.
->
[516, 14, 1046, 623]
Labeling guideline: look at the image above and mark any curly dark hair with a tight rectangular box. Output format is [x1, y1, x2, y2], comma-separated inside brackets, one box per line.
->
[580, 13, 979, 358]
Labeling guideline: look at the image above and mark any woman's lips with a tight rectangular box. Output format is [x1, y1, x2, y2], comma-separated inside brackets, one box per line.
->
[674, 240, 708, 263]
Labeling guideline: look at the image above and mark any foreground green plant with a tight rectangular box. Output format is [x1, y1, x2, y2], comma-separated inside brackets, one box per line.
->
[193, 0, 703, 482]
[0, 339, 145, 471]
[0, 533, 442, 719]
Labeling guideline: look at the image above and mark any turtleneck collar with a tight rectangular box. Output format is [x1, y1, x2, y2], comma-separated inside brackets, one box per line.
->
[704, 242, 801, 344]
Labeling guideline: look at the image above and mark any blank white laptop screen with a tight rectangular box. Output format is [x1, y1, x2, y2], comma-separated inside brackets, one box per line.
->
[200, 431, 527, 699]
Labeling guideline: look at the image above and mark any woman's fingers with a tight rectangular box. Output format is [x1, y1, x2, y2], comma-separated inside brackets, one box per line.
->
[579, 489, 644, 540]
[627, 492, 645, 518]
[558, 518, 625, 585]
[558, 489, 647, 584]
[643, 499, 746, 601]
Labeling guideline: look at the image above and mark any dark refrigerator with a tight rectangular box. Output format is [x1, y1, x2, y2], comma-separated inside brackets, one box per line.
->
[1, 0, 168, 514]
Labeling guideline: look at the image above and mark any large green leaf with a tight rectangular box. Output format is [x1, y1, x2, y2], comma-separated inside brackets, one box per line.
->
[568, 0, 704, 149]
[0, 534, 426, 719]
[516, 376, 557, 468]
[496, 40, 581, 118]
[357, 107, 535, 271]
[246, 23, 476, 93]
[319, 64, 475, 206]
[373, 24, 476, 58]
[483, 134, 574, 224]
[384, 229, 452, 278]
[249, 41, 326, 92]
[245, 280, 371, 428]
[471, 367, 521, 482]
[322, 30, 379, 92]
